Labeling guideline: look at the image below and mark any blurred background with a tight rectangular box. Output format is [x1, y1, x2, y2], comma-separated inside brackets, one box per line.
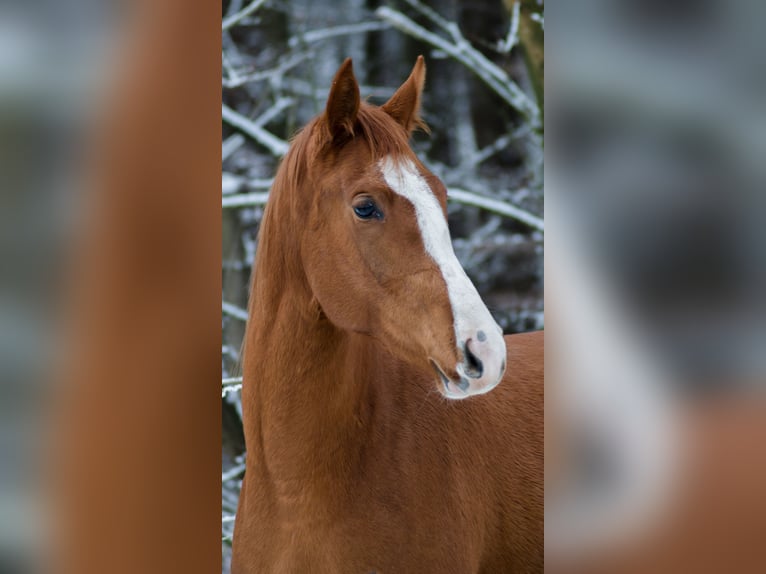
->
[546, 0, 766, 572]
[221, 1, 544, 569]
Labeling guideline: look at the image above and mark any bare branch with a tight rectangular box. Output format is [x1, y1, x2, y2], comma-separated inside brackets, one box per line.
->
[222, 0, 268, 31]
[222, 103, 289, 157]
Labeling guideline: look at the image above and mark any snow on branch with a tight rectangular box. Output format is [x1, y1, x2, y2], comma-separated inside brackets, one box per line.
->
[223, 301, 249, 321]
[223, 53, 310, 89]
[222, 463, 246, 482]
[498, 1, 521, 53]
[222, 191, 270, 208]
[448, 188, 544, 232]
[222, 377, 243, 397]
[222, 103, 289, 157]
[375, 6, 540, 127]
[222, 0, 268, 31]
[290, 21, 392, 48]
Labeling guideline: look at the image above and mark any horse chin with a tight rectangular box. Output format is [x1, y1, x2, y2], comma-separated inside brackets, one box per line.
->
[429, 359, 473, 400]
[429, 358, 504, 400]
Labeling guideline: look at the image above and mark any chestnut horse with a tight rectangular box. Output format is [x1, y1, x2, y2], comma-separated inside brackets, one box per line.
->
[231, 57, 543, 573]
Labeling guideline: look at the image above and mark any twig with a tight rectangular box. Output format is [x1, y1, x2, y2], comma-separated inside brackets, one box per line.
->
[222, 174, 273, 196]
[223, 53, 310, 89]
[222, 463, 246, 482]
[289, 21, 391, 48]
[448, 188, 544, 232]
[223, 301, 249, 322]
[222, 103, 289, 157]
[469, 125, 529, 165]
[222, 0, 268, 31]
[402, 0, 460, 41]
[222, 377, 244, 397]
[498, 1, 521, 53]
[375, 7, 539, 126]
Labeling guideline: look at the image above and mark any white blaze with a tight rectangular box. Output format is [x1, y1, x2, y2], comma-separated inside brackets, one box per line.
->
[379, 156, 506, 394]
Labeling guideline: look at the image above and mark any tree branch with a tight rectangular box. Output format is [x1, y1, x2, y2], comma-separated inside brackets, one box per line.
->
[222, 0, 268, 31]
[222, 191, 270, 208]
[222, 377, 243, 397]
[222, 301, 248, 321]
[222, 103, 289, 157]
[375, 6, 540, 126]
[448, 188, 544, 232]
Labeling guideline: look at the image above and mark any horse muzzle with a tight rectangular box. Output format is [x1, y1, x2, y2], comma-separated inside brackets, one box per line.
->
[431, 327, 507, 400]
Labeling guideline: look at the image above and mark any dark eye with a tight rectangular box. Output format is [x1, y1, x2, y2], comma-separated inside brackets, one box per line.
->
[353, 199, 382, 220]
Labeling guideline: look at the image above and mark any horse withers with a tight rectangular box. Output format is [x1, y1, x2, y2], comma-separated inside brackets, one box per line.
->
[231, 57, 543, 574]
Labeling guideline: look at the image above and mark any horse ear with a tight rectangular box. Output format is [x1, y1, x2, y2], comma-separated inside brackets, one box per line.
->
[382, 55, 428, 135]
[324, 58, 360, 141]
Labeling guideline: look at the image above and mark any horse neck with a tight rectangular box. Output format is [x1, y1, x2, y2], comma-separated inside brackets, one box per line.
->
[241, 196, 387, 495]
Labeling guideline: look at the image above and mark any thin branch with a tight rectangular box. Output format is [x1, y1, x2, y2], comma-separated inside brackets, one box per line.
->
[375, 7, 539, 126]
[498, 1, 521, 53]
[222, 173, 273, 196]
[289, 21, 391, 48]
[402, 0, 460, 42]
[223, 53, 310, 89]
[222, 0, 268, 31]
[448, 188, 544, 232]
[222, 103, 289, 157]
[469, 125, 529, 165]
[222, 377, 243, 397]
[222, 463, 246, 482]
[222, 134, 245, 161]
[222, 301, 249, 322]
[222, 191, 270, 208]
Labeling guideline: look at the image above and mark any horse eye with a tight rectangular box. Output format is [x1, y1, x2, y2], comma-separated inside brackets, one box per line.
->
[353, 200, 380, 220]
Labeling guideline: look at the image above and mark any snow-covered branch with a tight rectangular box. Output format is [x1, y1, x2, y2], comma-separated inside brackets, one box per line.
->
[223, 53, 310, 89]
[222, 0, 268, 31]
[222, 377, 243, 397]
[222, 191, 270, 208]
[290, 21, 391, 48]
[498, 1, 521, 53]
[375, 6, 540, 126]
[222, 103, 289, 157]
[222, 301, 248, 322]
[448, 188, 544, 232]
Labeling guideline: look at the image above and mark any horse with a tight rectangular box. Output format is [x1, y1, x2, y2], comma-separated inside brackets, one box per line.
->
[231, 57, 543, 574]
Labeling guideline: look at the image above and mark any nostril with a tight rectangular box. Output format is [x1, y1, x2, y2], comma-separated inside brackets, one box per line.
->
[463, 339, 484, 379]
